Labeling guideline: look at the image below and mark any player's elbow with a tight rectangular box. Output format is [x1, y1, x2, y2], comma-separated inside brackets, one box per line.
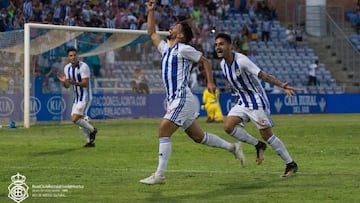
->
[148, 30, 155, 37]
[199, 56, 210, 66]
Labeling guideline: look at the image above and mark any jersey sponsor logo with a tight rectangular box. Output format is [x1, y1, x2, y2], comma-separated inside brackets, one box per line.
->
[235, 69, 241, 77]
[171, 49, 178, 56]
[47, 96, 66, 115]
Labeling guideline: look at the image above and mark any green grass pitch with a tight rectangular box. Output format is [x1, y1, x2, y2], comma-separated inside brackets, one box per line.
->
[0, 114, 359, 203]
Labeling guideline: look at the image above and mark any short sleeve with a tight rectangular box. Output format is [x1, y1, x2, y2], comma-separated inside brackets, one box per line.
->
[80, 63, 91, 78]
[157, 40, 169, 55]
[237, 54, 261, 76]
[179, 44, 202, 62]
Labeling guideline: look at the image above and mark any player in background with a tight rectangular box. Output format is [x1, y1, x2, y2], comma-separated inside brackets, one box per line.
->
[214, 32, 298, 177]
[202, 87, 224, 123]
[140, 0, 245, 185]
[57, 47, 97, 147]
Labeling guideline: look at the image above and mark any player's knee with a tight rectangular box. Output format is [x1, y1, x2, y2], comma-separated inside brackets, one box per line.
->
[223, 123, 234, 134]
[71, 117, 78, 124]
[192, 136, 203, 143]
[188, 133, 203, 143]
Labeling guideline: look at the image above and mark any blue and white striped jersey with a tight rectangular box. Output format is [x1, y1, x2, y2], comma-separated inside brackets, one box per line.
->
[63, 61, 92, 104]
[220, 52, 270, 110]
[157, 40, 202, 102]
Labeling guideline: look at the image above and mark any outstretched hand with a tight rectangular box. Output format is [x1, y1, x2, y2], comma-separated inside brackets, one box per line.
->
[57, 72, 66, 82]
[282, 82, 296, 97]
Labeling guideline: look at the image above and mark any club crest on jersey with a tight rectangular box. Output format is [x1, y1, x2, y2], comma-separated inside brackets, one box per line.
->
[235, 69, 241, 77]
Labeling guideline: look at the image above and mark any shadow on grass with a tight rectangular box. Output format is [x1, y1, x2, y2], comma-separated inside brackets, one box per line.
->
[143, 178, 278, 203]
[31, 148, 81, 156]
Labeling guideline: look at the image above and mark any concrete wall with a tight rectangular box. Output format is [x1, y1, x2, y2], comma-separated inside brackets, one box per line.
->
[260, 0, 357, 22]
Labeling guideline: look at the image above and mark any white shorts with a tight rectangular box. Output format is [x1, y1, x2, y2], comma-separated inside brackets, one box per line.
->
[164, 94, 199, 130]
[228, 105, 274, 129]
[71, 102, 90, 116]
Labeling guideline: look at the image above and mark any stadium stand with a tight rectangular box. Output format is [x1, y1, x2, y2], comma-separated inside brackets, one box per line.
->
[210, 12, 343, 94]
[0, 0, 347, 94]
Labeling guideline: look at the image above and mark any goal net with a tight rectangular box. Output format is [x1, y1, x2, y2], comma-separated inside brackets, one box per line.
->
[0, 23, 168, 128]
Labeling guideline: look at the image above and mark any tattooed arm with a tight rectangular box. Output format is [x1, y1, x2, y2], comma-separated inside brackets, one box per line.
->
[258, 71, 295, 96]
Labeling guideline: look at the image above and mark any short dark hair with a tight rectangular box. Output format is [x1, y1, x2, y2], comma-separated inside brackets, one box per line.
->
[215, 32, 232, 44]
[180, 22, 193, 44]
[67, 47, 77, 54]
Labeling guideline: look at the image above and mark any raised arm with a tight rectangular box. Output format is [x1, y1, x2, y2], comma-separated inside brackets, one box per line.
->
[147, 0, 161, 47]
[258, 71, 295, 96]
[198, 55, 216, 94]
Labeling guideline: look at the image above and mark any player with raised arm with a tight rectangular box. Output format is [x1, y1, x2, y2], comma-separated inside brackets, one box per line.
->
[57, 47, 98, 147]
[214, 32, 298, 177]
[139, 0, 245, 185]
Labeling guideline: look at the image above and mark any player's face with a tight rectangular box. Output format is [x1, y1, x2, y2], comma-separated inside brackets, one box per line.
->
[67, 51, 78, 65]
[168, 24, 181, 40]
[215, 38, 231, 59]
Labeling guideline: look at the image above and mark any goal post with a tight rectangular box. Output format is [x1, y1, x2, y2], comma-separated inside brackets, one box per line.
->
[21, 23, 168, 128]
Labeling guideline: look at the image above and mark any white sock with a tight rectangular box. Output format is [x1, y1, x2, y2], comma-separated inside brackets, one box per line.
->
[200, 132, 233, 151]
[80, 127, 90, 142]
[76, 119, 94, 132]
[267, 135, 293, 164]
[156, 137, 171, 176]
[230, 127, 258, 145]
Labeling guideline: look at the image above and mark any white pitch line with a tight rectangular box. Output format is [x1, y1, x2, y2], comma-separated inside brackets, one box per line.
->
[3, 166, 267, 174]
[0, 166, 355, 176]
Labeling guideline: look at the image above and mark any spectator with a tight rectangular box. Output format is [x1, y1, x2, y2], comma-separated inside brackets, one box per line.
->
[233, 33, 242, 52]
[240, 24, 250, 55]
[43, 60, 61, 93]
[260, 15, 271, 42]
[247, 0, 257, 19]
[191, 6, 201, 26]
[286, 24, 295, 48]
[0, 75, 7, 93]
[307, 60, 319, 86]
[23, 0, 33, 22]
[249, 18, 259, 41]
[32, 0, 43, 22]
[295, 23, 304, 48]
[130, 68, 149, 94]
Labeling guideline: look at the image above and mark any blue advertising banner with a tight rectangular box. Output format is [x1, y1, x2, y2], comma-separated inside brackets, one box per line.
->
[1, 93, 359, 122]
[0, 93, 167, 122]
[88, 93, 166, 119]
[267, 94, 327, 114]
[197, 93, 360, 116]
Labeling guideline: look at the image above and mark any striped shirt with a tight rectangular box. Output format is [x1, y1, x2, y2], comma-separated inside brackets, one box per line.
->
[157, 40, 202, 102]
[220, 52, 269, 110]
[63, 61, 92, 104]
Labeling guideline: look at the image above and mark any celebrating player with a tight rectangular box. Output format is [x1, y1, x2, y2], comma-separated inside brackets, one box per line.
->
[139, 0, 245, 185]
[214, 32, 298, 177]
[57, 47, 97, 147]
